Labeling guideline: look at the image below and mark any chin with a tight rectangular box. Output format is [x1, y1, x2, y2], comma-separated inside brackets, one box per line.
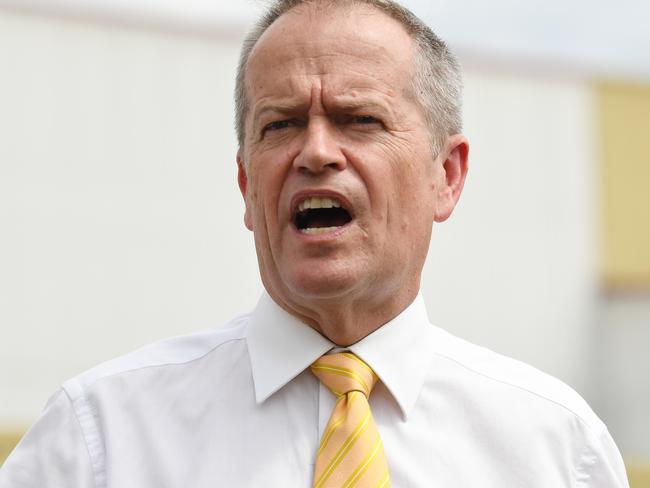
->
[283, 265, 360, 300]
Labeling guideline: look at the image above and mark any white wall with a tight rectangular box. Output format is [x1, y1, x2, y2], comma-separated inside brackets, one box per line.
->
[0, 11, 599, 432]
[0, 12, 261, 424]
[595, 297, 650, 458]
[424, 69, 598, 395]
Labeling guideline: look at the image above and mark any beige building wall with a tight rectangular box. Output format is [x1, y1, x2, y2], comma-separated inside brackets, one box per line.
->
[598, 83, 650, 289]
[595, 83, 650, 485]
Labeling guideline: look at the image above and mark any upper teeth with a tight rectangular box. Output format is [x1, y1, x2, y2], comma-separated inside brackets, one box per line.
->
[298, 196, 342, 212]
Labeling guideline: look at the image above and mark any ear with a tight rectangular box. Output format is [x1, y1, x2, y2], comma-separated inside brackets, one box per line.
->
[237, 152, 254, 231]
[434, 134, 469, 223]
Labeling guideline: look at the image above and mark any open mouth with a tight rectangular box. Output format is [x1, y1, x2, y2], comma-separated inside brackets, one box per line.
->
[293, 196, 352, 235]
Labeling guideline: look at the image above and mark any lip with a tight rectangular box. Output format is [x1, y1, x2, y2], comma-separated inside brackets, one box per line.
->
[291, 222, 352, 240]
[289, 189, 355, 239]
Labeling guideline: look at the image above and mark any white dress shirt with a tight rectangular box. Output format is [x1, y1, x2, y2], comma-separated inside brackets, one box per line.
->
[1, 293, 629, 487]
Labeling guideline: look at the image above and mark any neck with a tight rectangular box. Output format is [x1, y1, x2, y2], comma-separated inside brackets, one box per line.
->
[269, 284, 420, 346]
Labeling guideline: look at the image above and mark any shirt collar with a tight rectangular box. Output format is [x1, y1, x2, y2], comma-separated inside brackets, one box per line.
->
[247, 292, 433, 420]
[247, 293, 333, 404]
[349, 294, 433, 420]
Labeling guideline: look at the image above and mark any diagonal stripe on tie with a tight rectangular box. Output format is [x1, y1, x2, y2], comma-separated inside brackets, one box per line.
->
[342, 436, 383, 488]
[318, 415, 347, 455]
[341, 352, 376, 378]
[311, 353, 391, 488]
[376, 470, 390, 488]
[311, 365, 371, 393]
[318, 391, 361, 455]
[315, 409, 371, 488]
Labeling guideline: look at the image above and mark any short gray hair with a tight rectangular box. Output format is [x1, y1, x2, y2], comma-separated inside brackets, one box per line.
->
[234, 0, 462, 156]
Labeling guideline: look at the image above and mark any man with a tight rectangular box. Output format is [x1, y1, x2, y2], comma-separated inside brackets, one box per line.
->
[0, 0, 629, 486]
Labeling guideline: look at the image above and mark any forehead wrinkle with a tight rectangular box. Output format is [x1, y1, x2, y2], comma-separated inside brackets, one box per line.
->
[321, 76, 398, 108]
[251, 79, 400, 125]
[247, 71, 313, 123]
[289, 45, 398, 79]
[322, 92, 392, 115]
[326, 79, 397, 98]
[247, 38, 413, 125]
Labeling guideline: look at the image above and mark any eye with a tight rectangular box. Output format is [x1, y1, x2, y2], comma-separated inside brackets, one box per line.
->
[264, 120, 292, 132]
[352, 115, 380, 125]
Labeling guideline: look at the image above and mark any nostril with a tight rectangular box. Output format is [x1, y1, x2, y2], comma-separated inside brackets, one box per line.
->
[295, 160, 345, 174]
[292, 139, 346, 172]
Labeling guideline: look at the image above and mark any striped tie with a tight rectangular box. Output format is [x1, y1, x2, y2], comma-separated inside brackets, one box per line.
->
[310, 352, 391, 488]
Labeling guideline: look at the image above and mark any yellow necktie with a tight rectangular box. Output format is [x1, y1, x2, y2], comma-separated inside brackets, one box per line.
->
[310, 352, 391, 488]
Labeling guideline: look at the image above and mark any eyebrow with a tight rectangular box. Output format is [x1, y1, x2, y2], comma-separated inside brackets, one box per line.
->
[253, 101, 305, 121]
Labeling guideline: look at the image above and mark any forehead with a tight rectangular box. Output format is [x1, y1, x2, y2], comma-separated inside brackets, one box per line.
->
[245, 4, 416, 104]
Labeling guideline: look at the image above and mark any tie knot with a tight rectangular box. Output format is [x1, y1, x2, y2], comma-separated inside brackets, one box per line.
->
[310, 352, 378, 398]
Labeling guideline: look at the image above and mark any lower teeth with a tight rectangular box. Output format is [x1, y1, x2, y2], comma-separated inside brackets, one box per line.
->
[301, 226, 340, 235]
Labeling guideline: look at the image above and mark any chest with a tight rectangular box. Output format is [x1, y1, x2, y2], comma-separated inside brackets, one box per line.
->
[98, 372, 570, 488]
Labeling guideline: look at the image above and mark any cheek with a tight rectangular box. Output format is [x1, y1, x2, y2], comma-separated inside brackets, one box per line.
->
[246, 170, 285, 235]
[390, 160, 431, 209]
[242, 171, 268, 233]
[393, 165, 438, 230]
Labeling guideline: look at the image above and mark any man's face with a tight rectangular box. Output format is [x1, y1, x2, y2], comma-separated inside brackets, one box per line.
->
[238, 5, 464, 322]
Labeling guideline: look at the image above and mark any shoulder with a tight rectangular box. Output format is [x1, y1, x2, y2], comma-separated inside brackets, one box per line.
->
[417, 326, 628, 487]
[62, 312, 252, 402]
[427, 325, 604, 433]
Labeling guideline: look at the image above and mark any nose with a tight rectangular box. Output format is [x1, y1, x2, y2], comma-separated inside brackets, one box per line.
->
[293, 118, 347, 174]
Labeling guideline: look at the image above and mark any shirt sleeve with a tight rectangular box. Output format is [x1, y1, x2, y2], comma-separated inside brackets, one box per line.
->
[0, 389, 95, 488]
[575, 426, 630, 488]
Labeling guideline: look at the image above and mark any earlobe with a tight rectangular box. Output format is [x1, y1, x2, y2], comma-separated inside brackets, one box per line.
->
[236, 153, 254, 231]
[434, 134, 469, 223]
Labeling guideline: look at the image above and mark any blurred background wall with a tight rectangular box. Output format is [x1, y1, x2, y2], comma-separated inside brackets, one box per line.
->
[0, 1, 648, 484]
